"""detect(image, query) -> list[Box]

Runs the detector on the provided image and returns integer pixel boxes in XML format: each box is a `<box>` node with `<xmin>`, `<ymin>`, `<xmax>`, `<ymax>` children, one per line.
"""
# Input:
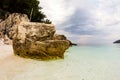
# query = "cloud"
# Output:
<box><xmin>90</xmin><ymin>0</ymin><xmax>120</xmax><ymax>43</ymax></box>
<box><xmin>91</xmin><ymin>0</ymin><xmax>120</xmax><ymax>28</ymax></box>
<box><xmin>61</xmin><ymin>9</ymin><xmax>101</xmax><ymax>35</ymax></box>
<box><xmin>40</xmin><ymin>0</ymin><xmax>74</xmax><ymax>25</ymax></box>
<box><xmin>40</xmin><ymin>0</ymin><xmax>120</xmax><ymax>45</ymax></box>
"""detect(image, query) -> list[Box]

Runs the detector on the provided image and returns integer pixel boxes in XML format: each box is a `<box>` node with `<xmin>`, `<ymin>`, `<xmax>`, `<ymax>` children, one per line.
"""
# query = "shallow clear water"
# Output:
<box><xmin>0</xmin><ymin>45</ymin><xmax>120</xmax><ymax>80</ymax></box>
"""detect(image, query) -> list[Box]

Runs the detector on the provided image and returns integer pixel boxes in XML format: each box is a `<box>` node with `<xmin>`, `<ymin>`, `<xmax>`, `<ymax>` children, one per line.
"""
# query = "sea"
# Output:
<box><xmin>0</xmin><ymin>44</ymin><xmax>120</xmax><ymax>80</ymax></box>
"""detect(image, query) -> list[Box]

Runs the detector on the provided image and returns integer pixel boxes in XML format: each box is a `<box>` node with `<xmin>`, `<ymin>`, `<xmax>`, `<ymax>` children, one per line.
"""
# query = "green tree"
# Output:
<box><xmin>0</xmin><ymin>0</ymin><xmax>51</xmax><ymax>23</ymax></box>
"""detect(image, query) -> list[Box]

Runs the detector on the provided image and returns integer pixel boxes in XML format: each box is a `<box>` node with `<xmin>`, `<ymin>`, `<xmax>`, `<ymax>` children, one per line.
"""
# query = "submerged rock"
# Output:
<box><xmin>0</xmin><ymin>13</ymin><xmax>70</xmax><ymax>60</ymax></box>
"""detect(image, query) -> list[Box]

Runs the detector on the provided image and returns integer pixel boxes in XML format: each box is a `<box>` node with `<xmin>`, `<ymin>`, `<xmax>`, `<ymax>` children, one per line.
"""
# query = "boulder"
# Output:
<box><xmin>12</xmin><ymin>22</ymin><xmax>56</xmax><ymax>42</ymax></box>
<box><xmin>13</xmin><ymin>39</ymin><xmax>70</xmax><ymax>60</ymax></box>
<box><xmin>0</xmin><ymin>13</ymin><xmax>70</xmax><ymax>60</ymax></box>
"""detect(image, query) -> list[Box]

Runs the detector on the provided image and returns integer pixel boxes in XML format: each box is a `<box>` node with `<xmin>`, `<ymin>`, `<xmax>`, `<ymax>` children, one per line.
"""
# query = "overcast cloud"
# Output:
<box><xmin>40</xmin><ymin>0</ymin><xmax>120</xmax><ymax>45</ymax></box>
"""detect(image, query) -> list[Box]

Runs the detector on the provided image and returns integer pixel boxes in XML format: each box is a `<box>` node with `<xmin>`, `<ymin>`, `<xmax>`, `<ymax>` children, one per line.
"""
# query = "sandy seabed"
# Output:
<box><xmin>0</xmin><ymin>45</ymin><xmax>71</xmax><ymax>80</ymax></box>
<box><xmin>1</xmin><ymin>45</ymin><xmax>120</xmax><ymax>80</ymax></box>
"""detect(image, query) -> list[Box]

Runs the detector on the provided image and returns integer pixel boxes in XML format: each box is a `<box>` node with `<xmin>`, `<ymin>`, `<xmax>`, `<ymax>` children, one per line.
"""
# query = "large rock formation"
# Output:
<box><xmin>0</xmin><ymin>13</ymin><xmax>70</xmax><ymax>60</ymax></box>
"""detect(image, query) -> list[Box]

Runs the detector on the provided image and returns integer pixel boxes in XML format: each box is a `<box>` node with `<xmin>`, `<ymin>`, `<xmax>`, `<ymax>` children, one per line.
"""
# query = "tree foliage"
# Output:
<box><xmin>0</xmin><ymin>0</ymin><xmax>51</xmax><ymax>24</ymax></box>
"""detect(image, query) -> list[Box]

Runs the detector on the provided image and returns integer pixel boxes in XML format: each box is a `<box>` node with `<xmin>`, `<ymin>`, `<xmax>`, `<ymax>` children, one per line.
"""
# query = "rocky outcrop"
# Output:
<box><xmin>53</xmin><ymin>34</ymin><xmax>77</xmax><ymax>46</ymax></box>
<box><xmin>0</xmin><ymin>13</ymin><xmax>70</xmax><ymax>60</ymax></box>
<box><xmin>53</xmin><ymin>34</ymin><xmax>67</xmax><ymax>40</ymax></box>
<box><xmin>3</xmin><ymin>35</ymin><xmax>12</xmax><ymax>45</ymax></box>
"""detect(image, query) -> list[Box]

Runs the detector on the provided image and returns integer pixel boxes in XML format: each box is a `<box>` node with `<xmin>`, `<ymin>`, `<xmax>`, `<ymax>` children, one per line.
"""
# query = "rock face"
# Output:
<box><xmin>0</xmin><ymin>13</ymin><xmax>70</xmax><ymax>60</ymax></box>
<box><xmin>0</xmin><ymin>13</ymin><xmax>29</xmax><ymax>44</ymax></box>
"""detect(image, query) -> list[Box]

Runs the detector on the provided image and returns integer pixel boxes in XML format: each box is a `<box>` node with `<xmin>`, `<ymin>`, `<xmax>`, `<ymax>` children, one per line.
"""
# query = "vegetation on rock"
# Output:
<box><xmin>0</xmin><ymin>0</ymin><xmax>51</xmax><ymax>24</ymax></box>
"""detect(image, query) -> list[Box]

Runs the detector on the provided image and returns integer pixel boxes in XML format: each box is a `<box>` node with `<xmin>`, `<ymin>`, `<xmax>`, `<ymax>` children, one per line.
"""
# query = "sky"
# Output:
<box><xmin>40</xmin><ymin>0</ymin><xmax>120</xmax><ymax>45</ymax></box>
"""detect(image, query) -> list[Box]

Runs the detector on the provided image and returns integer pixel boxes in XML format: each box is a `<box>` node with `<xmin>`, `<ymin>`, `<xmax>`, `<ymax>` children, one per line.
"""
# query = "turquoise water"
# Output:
<box><xmin>64</xmin><ymin>45</ymin><xmax>120</xmax><ymax>80</ymax></box>
<box><xmin>0</xmin><ymin>45</ymin><xmax>120</xmax><ymax>80</ymax></box>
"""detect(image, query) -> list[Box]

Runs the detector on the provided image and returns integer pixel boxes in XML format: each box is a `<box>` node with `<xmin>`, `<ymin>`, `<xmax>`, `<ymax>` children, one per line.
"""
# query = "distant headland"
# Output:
<box><xmin>113</xmin><ymin>40</ymin><xmax>120</xmax><ymax>44</ymax></box>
